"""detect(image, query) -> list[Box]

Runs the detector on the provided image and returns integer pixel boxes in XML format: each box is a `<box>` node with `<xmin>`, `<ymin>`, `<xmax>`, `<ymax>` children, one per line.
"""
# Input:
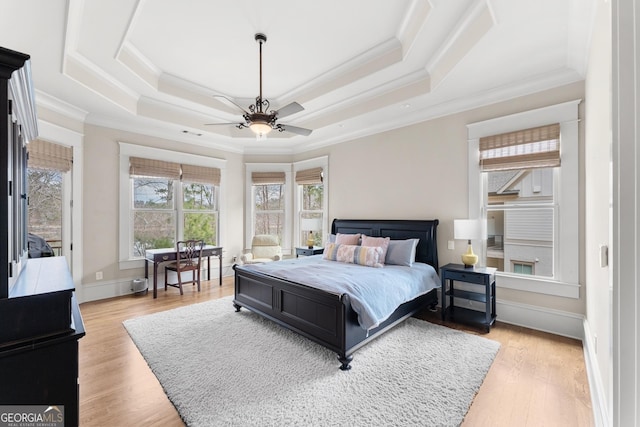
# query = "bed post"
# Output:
<box><xmin>338</xmin><ymin>354</ymin><xmax>353</xmax><ymax>371</ymax></box>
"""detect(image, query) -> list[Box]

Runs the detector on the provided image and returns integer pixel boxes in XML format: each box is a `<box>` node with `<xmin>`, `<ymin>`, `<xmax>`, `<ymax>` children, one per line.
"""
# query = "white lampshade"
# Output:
<box><xmin>454</xmin><ymin>219</ymin><xmax>487</xmax><ymax>241</ymax></box>
<box><xmin>301</xmin><ymin>218</ymin><xmax>322</xmax><ymax>231</ymax></box>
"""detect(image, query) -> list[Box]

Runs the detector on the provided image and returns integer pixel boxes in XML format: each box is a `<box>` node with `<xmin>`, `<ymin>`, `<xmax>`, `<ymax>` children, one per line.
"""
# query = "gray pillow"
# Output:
<box><xmin>385</xmin><ymin>238</ymin><xmax>419</xmax><ymax>267</ymax></box>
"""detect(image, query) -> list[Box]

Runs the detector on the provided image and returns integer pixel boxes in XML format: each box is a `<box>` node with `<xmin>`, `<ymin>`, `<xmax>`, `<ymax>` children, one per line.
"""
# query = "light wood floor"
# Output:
<box><xmin>78</xmin><ymin>277</ymin><xmax>593</xmax><ymax>426</ymax></box>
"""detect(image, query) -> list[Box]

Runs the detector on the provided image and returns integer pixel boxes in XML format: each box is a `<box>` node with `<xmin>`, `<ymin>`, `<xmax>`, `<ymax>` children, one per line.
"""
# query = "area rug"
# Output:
<box><xmin>123</xmin><ymin>297</ymin><xmax>500</xmax><ymax>427</ymax></box>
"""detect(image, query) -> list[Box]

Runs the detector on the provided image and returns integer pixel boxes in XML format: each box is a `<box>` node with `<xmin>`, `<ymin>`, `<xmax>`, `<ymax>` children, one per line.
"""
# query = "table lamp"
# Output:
<box><xmin>301</xmin><ymin>218</ymin><xmax>322</xmax><ymax>248</ymax></box>
<box><xmin>454</xmin><ymin>219</ymin><xmax>487</xmax><ymax>268</ymax></box>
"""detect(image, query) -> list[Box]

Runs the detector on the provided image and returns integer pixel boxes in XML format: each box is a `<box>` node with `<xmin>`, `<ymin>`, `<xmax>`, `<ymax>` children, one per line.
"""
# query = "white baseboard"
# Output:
<box><xmin>494</xmin><ymin>299</ymin><xmax>584</xmax><ymax>340</ymax></box>
<box><xmin>79</xmin><ymin>264</ymin><xmax>235</xmax><ymax>303</ymax></box>
<box><xmin>582</xmin><ymin>319</ymin><xmax>610</xmax><ymax>427</ymax></box>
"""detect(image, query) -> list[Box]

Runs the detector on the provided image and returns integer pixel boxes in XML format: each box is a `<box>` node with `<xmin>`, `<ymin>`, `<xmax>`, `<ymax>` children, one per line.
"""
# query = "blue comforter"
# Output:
<box><xmin>237</xmin><ymin>255</ymin><xmax>441</xmax><ymax>331</ymax></box>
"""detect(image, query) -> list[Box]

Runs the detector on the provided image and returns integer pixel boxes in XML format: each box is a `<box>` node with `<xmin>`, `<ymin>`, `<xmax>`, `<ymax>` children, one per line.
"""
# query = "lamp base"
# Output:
<box><xmin>461</xmin><ymin>243</ymin><xmax>478</xmax><ymax>268</ymax></box>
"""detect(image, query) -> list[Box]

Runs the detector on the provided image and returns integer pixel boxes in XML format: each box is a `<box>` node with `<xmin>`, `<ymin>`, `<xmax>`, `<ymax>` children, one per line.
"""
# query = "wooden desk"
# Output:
<box><xmin>145</xmin><ymin>245</ymin><xmax>223</xmax><ymax>298</ymax></box>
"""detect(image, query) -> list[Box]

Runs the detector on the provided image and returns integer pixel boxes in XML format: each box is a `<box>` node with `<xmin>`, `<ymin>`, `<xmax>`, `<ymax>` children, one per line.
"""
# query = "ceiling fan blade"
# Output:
<box><xmin>213</xmin><ymin>95</ymin><xmax>249</xmax><ymax>114</ymax></box>
<box><xmin>275</xmin><ymin>102</ymin><xmax>304</xmax><ymax>118</ymax></box>
<box><xmin>277</xmin><ymin>124</ymin><xmax>312</xmax><ymax>136</ymax></box>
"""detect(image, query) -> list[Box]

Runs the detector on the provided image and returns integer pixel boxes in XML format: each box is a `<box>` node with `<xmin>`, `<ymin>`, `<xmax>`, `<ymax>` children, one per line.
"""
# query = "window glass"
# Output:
<box><xmin>485</xmin><ymin>167</ymin><xmax>555</xmax><ymax>278</ymax></box>
<box><xmin>132</xmin><ymin>177</ymin><xmax>176</xmax><ymax>256</ymax></box>
<box><xmin>254</xmin><ymin>184</ymin><xmax>285</xmax><ymax>240</ymax></box>
<box><xmin>300</xmin><ymin>183</ymin><xmax>323</xmax><ymax>246</ymax></box>
<box><xmin>27</xmin><ymin>169</ymin><xmax>63</xmax><ymax>255</ymax></box>
<box><xmin>183</xmin><ymin>182</ymin><xmax>218</xmax><ymax>244</ymax></box>
<box><xmin>513</xmin><ymin>262</ymin><xmax>534</xmax><ymax>275</ymax></box>
<box><xmin>134</xmin><ymin>178</ymin><xmax>174</xmax><ymax>209</ymax></box>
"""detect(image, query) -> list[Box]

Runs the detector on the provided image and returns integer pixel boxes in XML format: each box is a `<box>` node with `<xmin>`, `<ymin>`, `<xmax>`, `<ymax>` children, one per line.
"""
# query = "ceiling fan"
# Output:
<box><xmin>206</xmin><ymin>33</ymin><xmax>312</xmax><ymax>137</ymax></box>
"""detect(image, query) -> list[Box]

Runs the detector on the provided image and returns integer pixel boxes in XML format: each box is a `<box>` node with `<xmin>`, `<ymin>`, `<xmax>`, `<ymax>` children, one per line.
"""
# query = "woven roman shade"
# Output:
<box><xmin>181</xmin><ymin>164</ymin><xmax>221</xmax><ymax>185</ymax></box>
<box><xmin>295</xmin><ymin>167</ymin><xmax>323</xmax><ymax>185</ymax></box>
<box><xmin>129</xmin><ymin>157</ymin><xmax>181</xmax><ymax>179</ymax></box>
<box><xmin>251</xmin><ymin>171</ymin><xmax>286</xmax><ymax>185</ymax></box>
<box><xmin>479</xmin><ymin>123</ymin><xmax>560</xmax><ymax>171</ymax></box>
<box><xmin>27</xmin><ymin>139</ymin><xmax>73</xmax><ymax>172</ymax></box>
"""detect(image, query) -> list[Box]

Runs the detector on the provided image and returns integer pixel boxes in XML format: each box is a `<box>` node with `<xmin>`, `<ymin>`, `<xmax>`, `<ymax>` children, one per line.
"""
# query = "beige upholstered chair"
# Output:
<box><xmin>241</xmin><ymin>235</ymin><xmax>282</xmax><ymax>264</ymax></box>
<box><xmin>164</xmin><ymin>239</ymin><xmax>204</xmax><ymax>295</ymax></box>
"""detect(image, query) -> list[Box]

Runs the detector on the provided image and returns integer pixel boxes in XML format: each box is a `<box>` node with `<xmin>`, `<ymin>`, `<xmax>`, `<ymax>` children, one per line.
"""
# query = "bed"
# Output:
<box><xmin>232</xmin><ymin>218</ymin><xmax>440</xmax><ymax>370</ymax></box>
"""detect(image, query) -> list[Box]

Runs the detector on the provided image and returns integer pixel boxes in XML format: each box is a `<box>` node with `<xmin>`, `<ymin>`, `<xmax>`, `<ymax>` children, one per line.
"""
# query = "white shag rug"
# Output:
<box><xmin>123</xmin><ymin>297</ymin><xmax>500</xmax><ymax>427</ymax></box>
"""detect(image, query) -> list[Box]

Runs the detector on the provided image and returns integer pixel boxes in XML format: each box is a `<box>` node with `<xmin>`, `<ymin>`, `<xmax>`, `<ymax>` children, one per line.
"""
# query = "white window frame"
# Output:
<box><xmin>118</xmin><ymin>142</ymin><xmax>226</xmax><ymax>270</ymax></box>
<box><xmin>245</xmin><ymin>163</ymin><xmax>292</xmax><ymax>255</ymax></box>
<box><xmin>293</xmin><ymin>156</ymin><xmax>329</xmax><ymax>247</ymax></box>
<box><xmin>467</xmin><ymin>100</ymin><xmax>581</xmax><ymax>298</ymax></box>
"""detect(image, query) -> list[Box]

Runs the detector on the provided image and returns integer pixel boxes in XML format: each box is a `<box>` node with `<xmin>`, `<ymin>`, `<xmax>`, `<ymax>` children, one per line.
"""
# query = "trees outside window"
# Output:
<box><xmin>131</xmin><ymin>178</ymin><xmax>219</xmax><ymax>257</ymax></box>
<box><xmin>183</xmin><ymin>182</ymin><xmax>217</xmax><ymax>244</ymax></box>
<box><xmin>28</xmin><ymin>169</ymin><xmax>63</xmax><ymax>253</ymax></box>
<box><xmin>132</xmin><ymin>177</ymin><xmax>175</xmax><ymax>257</ymax></box>
<box><xmin>254</xmin><ymin>183</ymin><xmax>284</xmax><ymax>241</ymax></box>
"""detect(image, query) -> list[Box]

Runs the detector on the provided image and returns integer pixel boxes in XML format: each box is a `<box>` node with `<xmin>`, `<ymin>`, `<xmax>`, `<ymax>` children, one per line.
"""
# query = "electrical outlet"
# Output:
<box><xmin>96</xmin><ymin>271</ymin><xmax>103</xmax><ymax>280</ymax></box>
<box><xmin>232</xmin><ymin>255</ymin><xmax>237</xmax><ymax>262</ymax></box>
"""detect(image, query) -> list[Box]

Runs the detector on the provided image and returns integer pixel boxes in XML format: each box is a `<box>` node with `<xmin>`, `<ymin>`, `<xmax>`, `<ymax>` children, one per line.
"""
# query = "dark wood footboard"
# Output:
<box><xmin>233</xmin><ymin>265</ymin><xmax>346</xmax><ymax>356</ymax></box>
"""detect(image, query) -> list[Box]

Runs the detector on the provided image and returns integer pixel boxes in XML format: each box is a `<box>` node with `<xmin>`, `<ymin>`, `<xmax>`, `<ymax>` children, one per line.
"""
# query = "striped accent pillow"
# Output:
<box><xmin>323</xmin><ymin>243</ymin><xmax>383</xmax><ymax>268</ymax></box>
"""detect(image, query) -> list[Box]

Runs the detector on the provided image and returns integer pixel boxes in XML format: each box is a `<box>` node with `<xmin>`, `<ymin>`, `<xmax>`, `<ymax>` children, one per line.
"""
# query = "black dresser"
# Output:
<box><xmin>0</xmin><ymin>47</ymin><xmax>84</xmax><ymax>426</ymax></box>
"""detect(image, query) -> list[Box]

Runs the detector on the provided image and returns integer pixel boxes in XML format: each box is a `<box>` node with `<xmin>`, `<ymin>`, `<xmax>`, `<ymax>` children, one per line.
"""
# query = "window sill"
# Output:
<box><xmin>495</xmin><ymin>272</ymin><xmax>580</xmax><ymax>298</ymax></box>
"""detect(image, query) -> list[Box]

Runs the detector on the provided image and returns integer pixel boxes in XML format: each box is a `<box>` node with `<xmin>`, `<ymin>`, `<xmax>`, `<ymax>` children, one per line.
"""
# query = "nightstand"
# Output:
<box><xmin>440</xmin><ymin>263</ymin><xmax>496</xmax><ymax>332</ymax></box>
<box><xmin>295</xmin><ymin>246</ymin><xmax>324</xmax><ymax>257</ymax></box>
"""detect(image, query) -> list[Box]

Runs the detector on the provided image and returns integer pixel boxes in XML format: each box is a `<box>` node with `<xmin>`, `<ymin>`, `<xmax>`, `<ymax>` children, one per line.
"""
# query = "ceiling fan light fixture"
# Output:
<box><xmin>249</xmin><ymin>120</ymin><xmax>272</xmax><ymax>135</ymax></box>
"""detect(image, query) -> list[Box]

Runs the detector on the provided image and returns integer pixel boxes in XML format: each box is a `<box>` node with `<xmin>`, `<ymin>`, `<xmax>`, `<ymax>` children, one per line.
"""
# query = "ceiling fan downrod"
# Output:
<box><xmin>254</xmin><ymin>33</ymin><xmax>268</xmax><ymax>114</ymax></box>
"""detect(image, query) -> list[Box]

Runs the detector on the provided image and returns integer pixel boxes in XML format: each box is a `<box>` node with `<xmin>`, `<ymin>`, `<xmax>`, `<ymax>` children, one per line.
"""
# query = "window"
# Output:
<box><xmin>296</xmin><ymin>167</ymin><xmax>324</xmax><ymax>247</ymax></box>
<box><xmin>512</xmin><ymin>261</ymin><xmax>534</xmax><ymax>275</ymax></box>
<box><xmin>119</xmin><ymin>143</ymin><xmax>226</xmax><ymax>268</ymax></box>
<box><xmin>467</xmin><ymin>100</ymin><xmax>580</xmax><ymax>298</ymax></box>
<box><xmin>251</xmin><ymin>171</ymin><xmax>286</xmax><ymax>241</ymax></box>
<box><xmin>481</xmin><ymin>124</ymin><xmax>559</xmax><ymax>278</ymax></box>
<box><xmin>132</xmin><ymin>176</ymin><xmax>176</xmax><ymax>256</ymax></box>
<box><xmin>28</xmin><ymin>169</ymin><xmax>63</xmax><ymax>254</ymax></box>
<box><xmin>245</xmin><ymin>159</ymin><xmax>327</xmax><ymax>255</ymax></box>
<box><xmin>182</xmin><ymin>182</ymin><xmax>217</xmax><ymax>243</ymax></box>
<box><xmin>181</xmin><ymin>164</ymin><xmax>220</xmax><ymax>245</ymax></box>
<box><xmin>27</xmin><ymin>139</ymin><xmax>73</xmax><ymax>257</ymax></box>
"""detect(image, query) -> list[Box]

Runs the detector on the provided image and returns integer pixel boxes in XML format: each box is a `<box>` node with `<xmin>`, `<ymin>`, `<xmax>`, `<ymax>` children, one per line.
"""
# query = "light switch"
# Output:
<box><xmin>448</xmin><ymin>240</ymin><xmax>455</xmax><ymax>250</ymax></box>
<box><xmin>599</xmin><ymin>244</ymin><xmax>608</xmax><ymax>268</ymax></box>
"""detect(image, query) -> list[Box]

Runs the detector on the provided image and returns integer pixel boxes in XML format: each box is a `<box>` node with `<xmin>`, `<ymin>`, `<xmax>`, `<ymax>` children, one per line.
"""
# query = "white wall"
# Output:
<box><xmin>583</xmin><ymin>0</ymin><xmax>612</xmax><ymax>424</ymax></box>
<box><xmin>611</xmin><ymin>0</ymin><xmax>640</xmax><ymax>425</ymax></box>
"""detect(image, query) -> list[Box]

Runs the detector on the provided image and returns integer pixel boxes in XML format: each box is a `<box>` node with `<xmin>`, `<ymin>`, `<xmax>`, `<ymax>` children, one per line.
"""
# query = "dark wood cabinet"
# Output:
<box><xmin>0</xmin><ymin>47</ymin><xmax>84</xmax><ymax>426</ymax></box>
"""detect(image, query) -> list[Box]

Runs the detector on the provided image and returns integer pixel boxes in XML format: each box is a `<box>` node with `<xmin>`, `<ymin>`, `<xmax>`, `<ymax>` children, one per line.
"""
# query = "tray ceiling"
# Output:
<box><xmin>0</xmin><ymin>0</ymin><xmax>595</xmax><ymax>154</ymax></box>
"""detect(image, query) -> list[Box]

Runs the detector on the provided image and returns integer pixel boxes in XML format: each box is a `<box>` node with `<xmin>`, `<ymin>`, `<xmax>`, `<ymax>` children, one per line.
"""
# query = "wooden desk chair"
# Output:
<box><xmin>164</xmin><ymin>240</ymin><xmax>204</xmax><ymax>295</ymax></box>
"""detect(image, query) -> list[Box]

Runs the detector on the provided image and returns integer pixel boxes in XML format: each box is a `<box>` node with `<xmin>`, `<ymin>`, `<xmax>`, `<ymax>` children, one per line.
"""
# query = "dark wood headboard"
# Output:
<box><xmin>331</xmin><ymin>219</ymin><xmax>439</xmax><ymax>270</ymax></box>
